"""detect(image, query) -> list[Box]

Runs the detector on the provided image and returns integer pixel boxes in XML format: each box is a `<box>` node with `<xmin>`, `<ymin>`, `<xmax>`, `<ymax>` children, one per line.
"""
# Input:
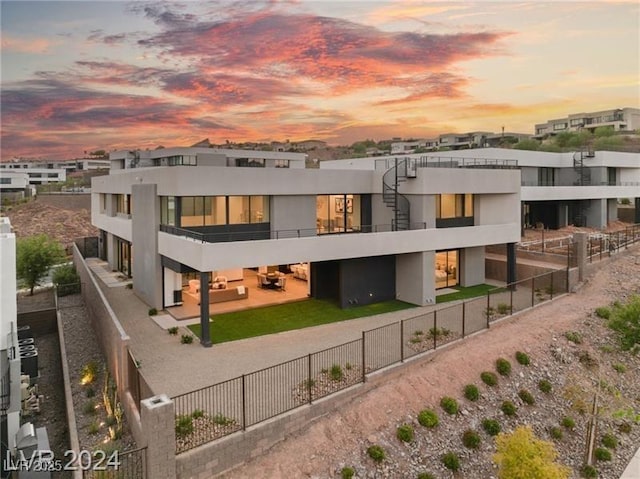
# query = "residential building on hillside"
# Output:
<box><xmin>534</xmin><ymin>107</ymin><xmax>640</xmax><ymax>138</ymax></box>
<box><xmin>0</xmin><ymin>166</ymin><xmax>66</xmax><ymax>186</ymax></box>
<box><xmin>323</xmin><ymin>148</ymin><xmax>640</xmax><ymax>230</ymax></box>
<box><xmin>391</xmin><ymin>131</ymin><xmax>530</xmax><ymax>154</ymax></box>
<box><xmin>0</xmin><ymin>171</ymin><xmax>36</xmax><ymax>201</ymax></box>
<box><xmin>92</xmin><ymin>147</ymin><xmax>521</xmax><ymax>345</ymax></box>
<box><xmin>1</xmin><ymin>158</ymin><xmax>109</xmax><ymax>175</ymax></box>
<box><xmin>0</xmin><ymin>218</ymin><xmax>22</xmax><ymax>463</ymax></box>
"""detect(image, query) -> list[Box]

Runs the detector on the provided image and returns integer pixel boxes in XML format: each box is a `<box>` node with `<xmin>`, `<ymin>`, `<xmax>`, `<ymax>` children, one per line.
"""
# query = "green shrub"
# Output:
<box><xmin>496</xmin><ymin>358</ymin><xmax>512</xmax><ymax>376</ymax></box>
<box><xmin>462</xmin><ymin>429</ymin><xmax>481</xmax><ymax>449</ymax></box>
<box><xmin>594</xmin><ymin>448</ymin><xmax>612</xmax><ymax>462</ymax></box>
<box><xmin>481</xmin><ymin>371</ymin><xmax>498</xmax><ymax>386</ymax></box>
<box><xmin>417</xmin><ymin>474</ymin><xmax>434</xmax><ymax>479</ymax></box>
<box><xmin>441</xmin><ymin>452</ymin><xmax>460</xmax><ymax>471</ymax></box>
<box><xmin>578</xmin><ymin>350</ymin><xmax>598</xmax><ymax>368</ymax></box>
<box><xmin>518</xmin><ymin>389</ymin><xmax>535</xmax><ymax>405</ymax></box>
<box><xmin>180</xmin><ymin>334</ymin><xmax>194</xmax><ymax>344</ymax></box>
<box><xmin>367</xmin><ymin>445</ymin><xmax>385</xmax><ymax>463</ymax></box>
<box><xmin>418</xmin><ymin>409</ymin><xmax>439</xmax><ymax>428</ymax></box>
<box><xmin>515</xmin><ymin>351</ymin><xmax>530</xmax><ymax>366</ymax></box>
<box><xmin>330</xmin><ymin>364</ymin><xmax>344</xmax><ymax>381</ymax></box>
<box><xmin>561</xmin><ymin>416</ymin><xmax>575</xmax><ymax>429</ymax></box>
<box><xmin>83</xmin><ymin>399</ymin><xmax>97</xmax><ymax>415</ymax></box>
<box><xmin>580</xmin><ymin>464</ymin><xmax>598</xmax><ymax>478</ymax></box>
<box><xmin>88</xmin><ymin>421</ymin><xmax>100</xmax><ymax>435</ymax></box>
<box><xmin>538</xmin><ymin>379</ymin><xmax>552</xmax><ymax>394</ymax></box>
<box><xmin>428</xmin><ymin>327</ymin><xmax>451</xmax><ymax>338</ymax></box>
<box><xmin>396</xmin><ymin>424</ymin><xmax>414</xmax><ymax>442</ymax></box>
<box><xmin>148</xmin><ymin>308</ymin><xmax>158</xmax><ymax>316</ymax></box>
<box><xmin>482</xmin><ymin>419</ymin><xmax>501</xmax><ymax>436</ymax></box>
<box><xmin>501</xmin><ymin>400</ymin><xmax>517</xmax><ymax>416</ymax></box>
<box><xmin>341</xmin><ymin>467</ymin><xmax>355</xmax><ymax>479</ymax></box>
<box><xmin>463</xmin><ymin>384</ymin><xmax>480</xmax><ymax>401</ymax></box>
<box><xmin>549</xmin><ymin>427</ymin><xmax>563</xmax><ymax>440</ymax></box>
<box><xmin>497</xmin><ymin>303</ymin><xmax>511</xmax><ymax>315</ymax></box>
<box><xmin>105</xmin><ymin>415</ymin><xmax>117</xmax><ymax>427</ymax></box>
<box><xmin>345</xmin><ymin>362</ymin><xmax>352</xmax><ymax>370</ymax></box>
<box><xmin>595</xmin><ymin>307</ymin><xmax>611</xmax><ymax>319</ymax></box>
<box><xmin>212</xmin><ymin>414</ymin><xmax>233</xmax><ymax>426</ymax></box>
<box><xmin>191</xmin><ymin>409</ymin><xmax>205</xmax><ymax>419</ymax></box>
<box><xmin>565</xmin><ymin>331</ymin><xmax>583</xmax><ymax>344</ymax></box>
<box><xmin>168</xmin><ymin>326</ymin><xmax>179</xmax><ymax>335</ymax></box>
<box><xmin>81</xmin><ymin>360</ymin><xmax>100</xmax><ymax>385</ymax></box>
<box><xmin>440</xmin><ymin>396</ymin><xmax>459</xmax><ymax>415</ymax></box>
<box><xmin>52</xmin><ymin>264</ymin><xmax>80</xmax><ymax>296</ymax></box>
<box><xmin>175</xmin><ymin>415</ymin><xmax>193</xmax><ymax>438</ymax></box>
<box><xmin>601</xmin><ymin>433</ymin><xmax>618</xmax><ymax>449</ymax></box>
<box><xmin>612</xmin><ymin>363</ymin><xmax>626</xmax><ymax>373</ymax></box>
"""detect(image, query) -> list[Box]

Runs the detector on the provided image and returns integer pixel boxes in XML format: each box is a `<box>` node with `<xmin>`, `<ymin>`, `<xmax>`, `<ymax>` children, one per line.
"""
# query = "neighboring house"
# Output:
<box><xmin>391</xmin><ymin>131</ymin><xmax>530</xmax><ymax>153</ymax></box>
<box><xmin>0</xmin><ymin>158</ymin><xmax>109</xmax><ymax>176</ymax></box>
<box><xmin>92</xmin><ymin>147</ymin><xmax>521</xmax><ymax>345</ymax></box>
<box><xmin>534</xmin><ymin>107</ymin><xmax>640</xmax><ymax>138</ymax></box>
<box><xmin>0</xmin><ymin>165</ymin><xmax>66</xmax><ymax>185</ymax></box>
<box><xmin>0</xmin><ymin>171</ymin><xmax>36</xmax><ymax>201</ymax></box>
<box><xmin>0</xmin><ymin>218</ymin><xmax>21</xmax><ymax>462</ymax></box>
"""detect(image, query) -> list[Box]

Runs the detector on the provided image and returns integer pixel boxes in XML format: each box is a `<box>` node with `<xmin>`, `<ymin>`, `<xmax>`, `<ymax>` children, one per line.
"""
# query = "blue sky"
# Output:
<box><xmin>1</xmin><ymin>1</ymin><xmax>638</xmax><ymax>159</ymax></box>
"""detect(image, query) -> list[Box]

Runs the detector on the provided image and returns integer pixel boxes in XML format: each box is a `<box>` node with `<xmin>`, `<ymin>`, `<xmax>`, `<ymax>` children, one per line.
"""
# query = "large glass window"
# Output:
<box><xmin>116</xmin><ymin>194</ymin><xmax>130</xmax><ymax>215</ymax></box>
<box><xmin>437</xmin><ymin>194</ymin><xmax>473</xmax><ymax>219</ymax></box>
<box><xmin>204</xmin><ymin>196</ymin><xmax>226</xmax><ymax>225</ymax></box>
<box><xmin>228</xmin><ymin>196</ymin><xmax>250</xmax><ymax>224</ymax></box>
<box><xmin>235</xmin><ymin>158</ymin><xmax>265</xmax><ymax>168</ymax></box>
<box><xmin>316</xmin><ymin>194</ymin><xmax>361</xmax><ymax>234</ymax></box>
<box><xmin>435</xmin><ymin>250</ymin><xmax>458</xmax><ymax>289</ymax></box>
<box><xmin>181</xmin><ymin>196</ymin><xmax>204</xmax><ymax>226</ymax></box>
<box><xmin>171</xmin><ymin>196</ymin><xmax>269</xmax><ymax>227</ymax></box>
<box><xmin>161</xmin><ymin>196</ymin><xmax>176</xmax><ymax>225</ymax></box>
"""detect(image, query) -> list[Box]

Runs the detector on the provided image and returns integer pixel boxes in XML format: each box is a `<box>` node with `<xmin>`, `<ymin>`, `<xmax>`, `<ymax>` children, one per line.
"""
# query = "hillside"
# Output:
<box><xmin>2</xmin><ymin>197</ymin><xmax>96</xmax><ymax>248</ymax></box>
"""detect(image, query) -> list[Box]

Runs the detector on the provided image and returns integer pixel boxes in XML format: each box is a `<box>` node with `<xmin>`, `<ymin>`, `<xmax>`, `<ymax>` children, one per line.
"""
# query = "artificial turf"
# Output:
<box><xmin>436</xmin><ymin>284</ymin><xmax>498</xmax><ymax>303</ymax></box>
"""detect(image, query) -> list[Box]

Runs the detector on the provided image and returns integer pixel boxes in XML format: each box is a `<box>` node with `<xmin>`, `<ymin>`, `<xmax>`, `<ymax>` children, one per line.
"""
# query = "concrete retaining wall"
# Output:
<box><xmin>17</xmin><ymin>308</ymin><xmax>58</xmax><ymax>336</ymax></box>
<box><xmin>485</xmin><ymin>257</ymin><xmax>561</xmax><ymax>283</ymax></box>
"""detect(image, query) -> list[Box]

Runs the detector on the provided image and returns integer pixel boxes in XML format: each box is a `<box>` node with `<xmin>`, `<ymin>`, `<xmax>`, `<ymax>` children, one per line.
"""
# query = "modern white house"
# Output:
<box><xmin>391</xmin><ymin>131</ymin><xmax>531</xmax><ymax>154</ymax></box>
<box><xmin>534</xmin><ymin>107</ymin><xmax>640</xmax><ymax>138</ymax></box>
<box><xmin>0</xmin><ymin>165</ymin><xmax>66</xmax><ymax>186</ymax></box>
<box><xmin>0</xmin><ymin>171</ymin><xmax>36</xmax><ymax>201</ymax></box>
<box><xmin>0</xmin><ymin>218</ymin><xmax>22</xmax><ymax>461</ymax></box>
<box><xmin>92</xmin><ymin>147</ymin><xmax>521</xmax><ymax>345</ymax></box>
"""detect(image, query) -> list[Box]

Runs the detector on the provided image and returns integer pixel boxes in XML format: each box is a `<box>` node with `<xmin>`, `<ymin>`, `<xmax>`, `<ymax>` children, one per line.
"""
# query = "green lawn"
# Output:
<box><xmin>189</xmin><ymin>299</ymin><xmax>415</xmax><ymax>344</ymax></box>
<box><xmin>436</xmin><ymin>284</ymin><xmax>498</xmax><ymax>303</ymax></box>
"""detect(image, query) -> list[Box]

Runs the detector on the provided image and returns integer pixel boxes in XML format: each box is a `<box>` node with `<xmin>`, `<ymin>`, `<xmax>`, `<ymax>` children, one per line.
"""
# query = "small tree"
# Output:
<box><xmin>17</xmin><ymin>234</ymin><xmax>65</xmax><ymax>295</ymax></box>
<box><xmin>493</xmin><ymin>425</ymin><xmax>570</xmax><ymax>479</ymax></box>
<box><xmin>608</xmin><ymin>295</ymin><xmax>640</xmax><ymax>352</ymax></box>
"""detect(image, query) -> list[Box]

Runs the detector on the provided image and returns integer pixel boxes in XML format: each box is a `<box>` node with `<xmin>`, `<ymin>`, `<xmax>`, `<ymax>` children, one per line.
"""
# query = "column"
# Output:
<box><xmin>140</xmin><ymin>395</ymin><xmax>176</xmax><ymax>479</ymax></box>
<box><xmin>199</xmin><ymin>271</ymin><xmax>212</xmax><ymax>347</ymax></box>
<box><xmin>506</xmin><ymin>242</ymin><xmax>516</xmax><ymax>289</ymax></box>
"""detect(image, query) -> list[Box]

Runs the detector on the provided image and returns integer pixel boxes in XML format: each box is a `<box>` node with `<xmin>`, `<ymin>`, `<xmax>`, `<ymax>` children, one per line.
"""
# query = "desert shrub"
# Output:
<box><xmin>180</xmin><ymin>334</ymin><xmax>194</xmax><ymax>344</ymax></box>
<box><xmin>607</xmin><ymin>296</ymin><xmax>640</xmax><ymax>351</ymax></box>
<box><xmin>501</xmin><ymin>400</ymin><xmax>517</xmax><ymax>416</ymax></box>
<box><xmin>191</xmin><ymin>409</ymin><xmax>205</xmax><ymax>419</ymax></box>
<box><xmin>580</xmin><ymin>464</ymin><xmax>598</xmax><ymax>478</ymax></box>
<box><xmin>549</xmin><ymin>427</ymin><xmax>563</xmax><ymax>440</ymax></box>
<box><xmin>440</xmin><ymin>396</ymin><xmax>459</xmax><ymax>415</ymax></box>
<box><xmin>83</xmin><ymin>399</ymin><xmax>97</xmax><ymax>415</ymax></box>
<box><xmin>417</xmin><ymin>474</ymin><xmax>435</xmax><ymax>479</ymax></box>
<box><xmin>367</xmin><ymin>445</ymin><xmax>385</xmax><ymax>463</ymax></box>
<box><xmin>612</xmin><ymin>363</ymin><xmax>626</xmax><ymax>373</ymax></box>
<box><xmin>538</xmin><ymin>379</ymin><xmax>553</xmax><ymax>394</ymax></box>
<box><xmin>105</xmin><ymin>415</ymin><xmax>117</xmax><ymax>427</ymax></box>
<box><xmin>561</xmin><ymin>416</ymin><xmax>575</xmax><ymax>429</ymax></box>
<box><xmin>601</xmin><ymin>433</ymin><xmax>618</xmax><ymax>449</ymax></box>
<box><xmin>485</xmin><ymin>306</ymin><xmax>496</xmax><ymax>318</ymax></box>
<box><xmin>396</xmin><ymin>424</ymin><xmax>414</xmax><ymax>442</ymax></box>
<box><xmin>594</xmin><ymin>448</ymin><xmax>611</xmax><ymax>462</ymax></box>
<box><xmin>462</xmin><ymin>429</ymin><xmax>481</xmax><ymax>449</ymax></box>
<box><xmin>618</xmin><ymin>422</ymin><xmax>632</xmax><ymax>434</ymax></box>
<box><xmin>52</xmin><ymin>264</ymin><xmax>80</xmax><ymax>296</ymax></box>
<box><xmin>88</xmin><ymin>421</ymin><xmax>100</xmax><ymax>435</ymax></box>
<box><xmin>497</xmin><ymin>303</ymin><xmax>511</xmax><ymax>315</ymax></box>
<box><xmin>481</xmin><ymin>371</ymin><xmax>498</xmax><ymax>386</ymax></box>
<box><xmin>496</xmin><ymin>358</ymin><xmax>512</xmax><ymax>376</ymax></box>
<box><xmin>565</xmin><ymin>331</ymin><xmax>583</xmax><ymax>344</ymax></box>
<box><xmin>340</xmin><ymin>467</ymin><xmax>355</xmax><ymax>479</ymax></box>
<box><xmin>85</xmin><ymin>387</ymin><xmax>95</xmax><ymax>398</ymax></box>
<box><xmin>518</xmin><ymin>389</ymin><xmax>535</xmax><ymax>405</ymax></box>
<box><xmin>148</xmin><ymin>308</ymin><xmax>158</xmax><ymax>316</ymax></box>
<box><xmin>515</xmin><ymin>351</ymin><xmax>530</xmax><ymax>366</ymax></box>
<box><xmin>441</xmin><ymin>452</ymin><xmax>460</xmax><ymax>471</ymax></box>
<box><xmin>595</xmin><ymin>307</ymin><xmax>611</xmax><ymax>319</ymax></box>
<box><xmin>81</xmin><ymin>360</ymin><xmax>100</xmax><ymax>385</ymax></box>
<box><xmin>418</xmin><ymin>409</ymin><xmax>439</xmax><ymax>428</ymax></box>
<box><xmin>578</xmin><ymin>350</ymin><xmax>598</xmax><ymax>368</ymax></box>
<box><xmin>168</xmin><ymin>326</ymin><xmax>179</xmax><ymax>335</ymax></box>
<box><xmin>493</xmin><ymin>426</ymin><xmax>570</xmax><ymax>479</ymax></box>
<box><xmin>464</xmin><ymin>384</ymin><xmax>480</xmax><ymax>401</ymax></box>
<box><xmin>175</xmin><ymin>415</ymin><xmax>193</xmax><ymax>438</ymax></box>
<box><xmin>330</xmin><ymin>364</ymin><xmax>344</xmax><ymax>381</ymax></box>
<box><xmin>482</xmin><ymin>419</ymin><xmax>501</xmax><ymax>436</ymax></box>
<box><xmin>212</xmin><ymin>414</ymin><xmax>233</xmax><ymax>426</ymax></box>
<box><xmin>345</xmin><ymin>362</ymin><xmax>352</xmax><ymax>370</ymax></box>
<box><xmin>428</xmin><ymin>327</ymin><xmax>451</xmax><ymax>338</ymax></box>
<box><xmin>303</xmin><ymin>379</ymin><xmax>316</xmax><ymax>390</ymax></box>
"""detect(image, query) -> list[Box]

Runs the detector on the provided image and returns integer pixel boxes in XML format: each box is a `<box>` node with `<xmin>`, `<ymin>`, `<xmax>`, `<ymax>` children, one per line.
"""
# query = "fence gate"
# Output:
<box><xmin>82</xmin><ymin>446</ymin><xmax>147</xmax><ymax>479</ymax></box>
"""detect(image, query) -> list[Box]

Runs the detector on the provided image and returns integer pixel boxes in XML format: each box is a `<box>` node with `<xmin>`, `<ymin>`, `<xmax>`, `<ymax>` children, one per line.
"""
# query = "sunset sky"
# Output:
<box><xmin>1</xmin><ymin>1</ymin><xmax>638</xmax><ymax>160</ymax></box>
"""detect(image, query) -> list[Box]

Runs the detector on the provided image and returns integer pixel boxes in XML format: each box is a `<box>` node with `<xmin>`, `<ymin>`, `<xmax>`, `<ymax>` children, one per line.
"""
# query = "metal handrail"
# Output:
<box><xmin>375</xmin><ymin>156</ymin><xmax>519</xmax><ymax>170</ymax></box>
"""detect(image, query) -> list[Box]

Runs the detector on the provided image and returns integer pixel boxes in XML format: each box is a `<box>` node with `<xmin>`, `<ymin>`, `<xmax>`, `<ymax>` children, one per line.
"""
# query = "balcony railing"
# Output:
<box><xmin>522</xmin><ymin>181</ymin><xmax>640</xmax><ymax>187</ymax></box>
<box><xmin>375</xmin><ymin>156</ymin><xmax>518</xmax><ymax>171</ymax></box>
<box><xmin>160</xmin><ymin>222</ymin><xmax>431</xmax><ymax>244</ymax></box>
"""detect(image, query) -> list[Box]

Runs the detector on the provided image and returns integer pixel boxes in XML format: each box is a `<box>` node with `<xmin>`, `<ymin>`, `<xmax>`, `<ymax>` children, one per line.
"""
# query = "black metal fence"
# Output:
<box><xmin>172</xmin><ymin>269</ymin><xmax>569</xmax><ymax>454</ymax></box>
<box><xmin>82</xmin><ymin>446</ymin><xmax>146</xmax><ymax>479</ymax></box>
<box><xmin>587</xmin><ymin>224</ymin><xmax>640</xmax><ymax>262</ymax></box>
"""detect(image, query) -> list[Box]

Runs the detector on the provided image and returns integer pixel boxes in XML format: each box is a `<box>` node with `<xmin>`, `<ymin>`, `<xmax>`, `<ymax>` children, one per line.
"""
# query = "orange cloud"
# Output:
<box><xmin>1</xmin><ymin>35</ymin><xmax>55</xmax><ymax>54</ymax></box>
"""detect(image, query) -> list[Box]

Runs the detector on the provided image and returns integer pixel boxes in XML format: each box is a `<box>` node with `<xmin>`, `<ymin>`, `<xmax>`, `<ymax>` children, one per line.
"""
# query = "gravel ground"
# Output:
<box><xmin>230</xmin><ymin>247</ymin><xmax>640</xmax><ymax>479</ymax></box>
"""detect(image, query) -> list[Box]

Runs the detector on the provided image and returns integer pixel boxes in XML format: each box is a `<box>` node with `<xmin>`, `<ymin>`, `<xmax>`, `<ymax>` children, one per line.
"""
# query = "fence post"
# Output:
<box><xmin>486</xmin><ymin>292</ymin><xmax>491</xmax><ymax>328</ymax></box>
<box><xmin>242</xmin><ymin>374</ymin><xmax>247</xmax><ymax>430</ymax></box>
<box><xmin>361</xmin><ymin>331</ymin><xmax>366</xmax><ymax>383</ymax></box>
<box><xmin>510</xmin><ymin>287</ymin><xmax>513</xmax><ymax>315</ymax></box>
<box><xmin>400</xmin><ymin>320</ymin><xmax>404</xmax><ymax>362</ymax></box>
<box><xmin>550</xmin><ymin>271</ymin><xmax>554</xmax><ymax>300</ymax></box>
<box><xmin>600</xmin><ymin>237</ymin><xmax>603</xmax><ymax>261</ymax></box>
<box><xmin>462</xmin><ymin>302</ymin><xmax>466</xmax><ymax>338</ymax></box>
<box><xmin>531</xmin><ymin>276</ymin><xmax>535</xmax><ymax>308</ymax></box>
<box><xmin>433</xmin><ymin>311</ymin><xmax>438</xmax><ymax>350</ymax></box>
<box><xmin>308</xmin><ymin>354</ymin><xmax>312</xmax><ymax>404</ymax></box>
